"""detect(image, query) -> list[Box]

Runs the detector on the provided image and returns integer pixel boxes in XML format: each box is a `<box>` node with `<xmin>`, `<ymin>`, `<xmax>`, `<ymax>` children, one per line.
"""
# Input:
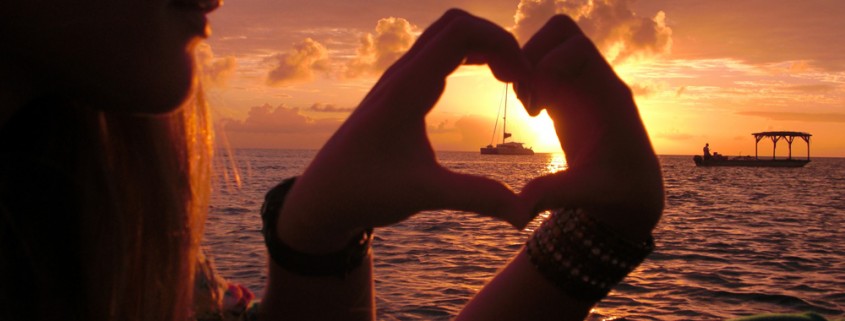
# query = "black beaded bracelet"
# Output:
<box><xmin>260</xmin><ymin>177</ymin><xmax>374</xmax><ymax>278</ymax></box>
<box><xmin>526</xmin><ymin>208</ymin><xmax>654</xmax><ymax>301</ymax></box>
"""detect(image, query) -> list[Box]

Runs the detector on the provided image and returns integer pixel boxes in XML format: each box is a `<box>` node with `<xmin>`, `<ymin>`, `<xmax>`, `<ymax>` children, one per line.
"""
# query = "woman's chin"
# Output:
<box><xmin>87</xmin><ymin>58</ymin><xmax>196</xmax><ymax>115</ymax></box>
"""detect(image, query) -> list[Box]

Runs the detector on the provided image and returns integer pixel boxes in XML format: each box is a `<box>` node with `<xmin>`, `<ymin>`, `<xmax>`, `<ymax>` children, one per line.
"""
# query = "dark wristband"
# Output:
<box><xmin>260</xmin><ymin>177</ymin><xmax>374</xmax><ymax>278</ymax></box>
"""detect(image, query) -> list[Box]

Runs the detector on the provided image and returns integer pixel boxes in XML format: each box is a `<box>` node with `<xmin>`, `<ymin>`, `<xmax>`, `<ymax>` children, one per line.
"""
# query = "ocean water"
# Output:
<box><xmin>204</xmin><ymin>150</ymin><xmax>845</xmax><ymax>320</ymax></box>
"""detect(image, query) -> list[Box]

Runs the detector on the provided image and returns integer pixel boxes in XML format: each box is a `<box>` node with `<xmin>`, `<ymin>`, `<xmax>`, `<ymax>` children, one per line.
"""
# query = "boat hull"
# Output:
<box><xmin>480</xmin><ymin>147</ymin><xmax>534</xmax><ymax>155</ymax></box>
<box><xmin>693</xmin><ymin>155</ymin><xmax>809</xmax><ymax>167</ymax></box>
<box><xmin>480</xmin><ymin>141</ymin><xmax>534</xmax><ymax>155</ymax></box>
<box><xmin>480</xmin><ymin>147</ymin><xmax>497</xmax><ymax>154</ymax></box>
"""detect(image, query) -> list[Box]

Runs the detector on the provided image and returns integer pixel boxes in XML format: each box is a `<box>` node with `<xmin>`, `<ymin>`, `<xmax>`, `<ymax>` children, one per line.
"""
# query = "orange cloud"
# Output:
<box><xmin>266</xmin><ymin>38</ymin><xmax>331</xmax><ymax>86</ymax></box>
<box><xmin>629</xmin><ymin>82</ymin><xmax>661</xmax><ymax>97</ymax></box>
<box><xmin>513</xmin><ymin>0</ymin><xmax>672</xmax><ymax>63</ymax></box>
<box><xmin>195</xmin><ymin>42</ymin><xmax>237</xmax><ymax>87</ymax></box>
<box><xmin>217</xmin><ymin>103</ymin><xmax>345</xmax><ymax>149</ymax></box>
<box><xmin>345</xmin><ymin>17</ymin><xmax>417</xmax><ymax>78</ymax></box>
<box><xmin>219</xmin><ymin>103</ymin><xmax>341</xmax><ymax>133</ymax></box>
<box><xmin>426</xmin><ymin>115</ymin><xmax>500</xmax><ymax>151</ymax></box>
<box><xmin>309</xmin><ymin>103</ymin><xmax>355</xmax><ymax>113</ymax></box>
<box><xmin>736</xmin><ymin>111</ymin><xmax>845</xmax><ymax>123</ymax></box>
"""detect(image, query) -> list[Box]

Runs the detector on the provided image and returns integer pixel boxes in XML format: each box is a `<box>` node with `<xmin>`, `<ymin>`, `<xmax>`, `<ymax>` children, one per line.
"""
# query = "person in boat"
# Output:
<box><xmin>1</xmin><ymin>4</ymin><xmax>666</xmax><ymax>321</ymax></box>
<box><xmin>704</xmin><ymin>143</ymin><xmax>712</xmax><ymax>160</ymax></box>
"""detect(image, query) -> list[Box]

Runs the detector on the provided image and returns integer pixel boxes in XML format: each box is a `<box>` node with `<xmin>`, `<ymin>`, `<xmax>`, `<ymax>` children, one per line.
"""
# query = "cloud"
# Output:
<box><xmin>266</xmin><ymin>38</ymin><xmax>331</xmax><ymax>86</ymax></box>
<box><xmin>784</xmin><ymin>84</ymin><xmax>838</xmax><ymax>94</ymax></box>
<box><xmin>656</xmin><ymin>131</ymin><xmax>694</xmax><ymax>141</ymax></box>
<box><xmin>658</xmin><ymin>2</ymin><xmax>845</xmax><ymax>71</ymax></box>
<box><xmin>219</xmin><ymin>103</ymin><xmax>341</xmax><ymax>133</ymax></box>
<box><xmin>629</xmin><ymin>82</ymin><xmax>659</xmax><ymax>97</ymax></box>
<box><xmin>425</xmin><ymin>115</ymin><xmax>498</xmax><ymax>151</ymax></box>
<box><xmin>261</xmin><ymin>17</ymin><xmax>416</xmax><ymax>84</ymax></box>
<box><xmin>512</xmin><ymin>0</ymin><xmax>672</xmax><ymax>63</ymax></box>
<box><xmin>737</xmin><ymin>111</ymin><xmax>845</xmax><ymax>123</ymax></box>
<box><xmin>512</xmin><ymin>0</ymin><xmax>558</xmax><ymax>44</ymax></box>
<box><xmin>309</xmin><ymin>103</ymin><xmax>355</xmax><ymax>113</ymax></box>
<box><xmin>345</xmin><ymin>17</ymin><xmax>417</xmax><ymax>78</ymax></box>
<box><xmin>195</xmin><ymin>42</ymin><xmax>237</xmax><ymax>87</ymax></box>
<box><xmin>454</xmin><ymin>115</ymin><xmax>496</xmax><ymax>147</ymax></box>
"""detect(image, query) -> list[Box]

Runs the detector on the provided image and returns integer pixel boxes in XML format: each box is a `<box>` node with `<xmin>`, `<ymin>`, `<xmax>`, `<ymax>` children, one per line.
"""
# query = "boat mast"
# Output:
<box><xmin>502</xmin><ymin>83</ymin><xmax>509</xmax><ymax>144</ymax></box>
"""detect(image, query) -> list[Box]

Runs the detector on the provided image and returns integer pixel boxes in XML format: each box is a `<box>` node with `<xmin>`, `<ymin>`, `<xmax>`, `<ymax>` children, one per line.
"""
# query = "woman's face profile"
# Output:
<box><xmin>0</xmin><ymin>0</ymin><xmax>219</xmax><ymax>113</ymax></box>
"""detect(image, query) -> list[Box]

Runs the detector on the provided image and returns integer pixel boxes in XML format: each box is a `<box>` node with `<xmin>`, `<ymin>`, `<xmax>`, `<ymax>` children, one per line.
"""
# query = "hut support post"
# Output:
<box><xmin>802</xmin><ymin>136</ymin><xmax>811</xmax><ymax>160</ymax></box>
<box><xmin>785</xmin><ymin>136</ymin><xmax>795</xmax><ymax>160</ymax></box>
<box><xmin>770</xmin><ymin>136</ymin><xmax>781</xmax><ymax>160</ymax></box>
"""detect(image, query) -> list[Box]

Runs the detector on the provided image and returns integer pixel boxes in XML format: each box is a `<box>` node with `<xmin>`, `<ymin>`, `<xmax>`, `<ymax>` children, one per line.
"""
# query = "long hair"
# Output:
<box><xmin>0</xmin><ymin>84</ymin><xmax>213</xmax><ymax>320</ymax></box>
<box><xmin>82</xmin><ymin>88</ymin><xmax>213</xmax><ymax>321</ymax></box>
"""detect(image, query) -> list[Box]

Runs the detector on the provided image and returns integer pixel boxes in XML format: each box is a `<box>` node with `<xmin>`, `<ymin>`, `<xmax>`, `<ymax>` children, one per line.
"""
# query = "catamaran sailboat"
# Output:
<box><xmin>480</xmin><ymin>84</ymin><xmax>534</xmax><ymax>155</ymax></box>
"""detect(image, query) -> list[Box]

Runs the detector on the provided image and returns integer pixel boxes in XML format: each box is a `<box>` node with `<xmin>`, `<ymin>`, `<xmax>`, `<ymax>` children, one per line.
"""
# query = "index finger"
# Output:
<box><xmin>517</xmin><ymin>15</ymin><xmax>584</xmax><ymax>115</ymax></box>
<box><xmin>401</xmin><ymin>11</ymin><xmax>530</xmax><ymax>89</ymax></box>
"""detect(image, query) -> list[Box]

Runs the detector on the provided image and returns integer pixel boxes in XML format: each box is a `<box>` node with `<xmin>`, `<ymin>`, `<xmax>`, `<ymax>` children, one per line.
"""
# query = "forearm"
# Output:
<box><xmin>259</xmin><ymin>254</ymin><xmax>374</xmax><ymax>321</ymax></box>
<box><xmin>458</xmin><ymin>208</ymin><xmax>657</xmax><ymax>321</ymax></box>
<box><xmin>456</xmin><ymin>250</ymin><xmax>593</xmax><ymax>321</ymax></box>
<box><xmin>257</xmin><ymin>178</ymin><xmax>376</xmax><ymax>320</ymax></box>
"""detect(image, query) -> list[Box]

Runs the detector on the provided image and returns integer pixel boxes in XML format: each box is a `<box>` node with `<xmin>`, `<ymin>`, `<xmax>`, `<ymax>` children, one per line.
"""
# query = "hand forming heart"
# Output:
<box><xmin>517</xmin><ymin>16</ymin><xmax>664</xmax><ymax>240</ymax></box>
<box><xmin>276</xmin><ymin>10</ymin><xmax>664</xmax><ymax>253</ymax></box>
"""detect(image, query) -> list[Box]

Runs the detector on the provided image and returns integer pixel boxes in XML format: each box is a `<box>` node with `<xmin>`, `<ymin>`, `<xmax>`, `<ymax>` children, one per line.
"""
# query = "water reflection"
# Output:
<box><xmin>546</xmin><ymin>153</ymin><xmax>567</xmax><ymax>174</ymax></box>
<box><xmin>205</xmin><ymin>151</ymin><xmax>845</xmax><ymax>320</ymax></box>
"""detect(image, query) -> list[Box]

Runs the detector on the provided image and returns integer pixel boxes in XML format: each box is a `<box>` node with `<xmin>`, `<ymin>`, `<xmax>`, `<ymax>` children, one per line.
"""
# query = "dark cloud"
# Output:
<box><xmin>512</xmin><ymin>0</ymin><xmax>672</xmax><ymax>63</ymax></box>
<box><xmin>265</xmin><ymin>38</ymin><xmax>331</xmax><ymax>86</ymax></box>
<box><xmin>737</xmin><ymin>111</ymin><xmax>845</xmax><ymax>123</ymax></box>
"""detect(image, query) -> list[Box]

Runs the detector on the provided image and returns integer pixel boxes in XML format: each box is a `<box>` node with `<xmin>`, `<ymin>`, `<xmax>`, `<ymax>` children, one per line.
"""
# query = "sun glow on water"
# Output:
<box><xmin>546</xmin><ymin>152</ymin><xmax>567</xmax><ymax>174</ymax></box>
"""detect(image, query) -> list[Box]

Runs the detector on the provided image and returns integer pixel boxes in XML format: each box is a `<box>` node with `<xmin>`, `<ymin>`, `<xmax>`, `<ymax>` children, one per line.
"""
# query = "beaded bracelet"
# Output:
<box><xmin>525</xmin><ymin>208</ymin><xmax>654</xmax><ymax>301</ymax></box>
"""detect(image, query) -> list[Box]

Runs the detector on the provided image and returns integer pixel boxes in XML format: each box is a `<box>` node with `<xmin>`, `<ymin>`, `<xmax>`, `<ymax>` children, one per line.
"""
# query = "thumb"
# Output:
<box><xmin>423</xmin><ymin>169</ymin><xmax>534</xmax><ymax>230</ymax></box>
<box><xmin>520</xmin><ymin>169</ymin><xmax>664</xmax><ymax>241</ymax></box>
<box><xmin>519</xmin><ymin>169</ymin><xmax>608</xmax><ymax>214</ymax></box>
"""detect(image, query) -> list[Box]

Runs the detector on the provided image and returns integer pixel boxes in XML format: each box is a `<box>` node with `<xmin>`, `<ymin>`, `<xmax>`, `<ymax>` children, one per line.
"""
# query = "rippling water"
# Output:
<box><xmin>204</xmin><ymin>150</ymin><xmax>845</xmax><ymax>320</ymax></box>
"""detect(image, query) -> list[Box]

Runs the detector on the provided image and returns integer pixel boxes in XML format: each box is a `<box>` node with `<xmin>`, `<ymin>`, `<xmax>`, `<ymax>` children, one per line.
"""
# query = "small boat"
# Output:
<box><xmin>480</xmin><ymin>84</ymin><xmax>534</xmax><ymax>155</ymax></box>
<box><xmin>693</xmin><ymin>131</ymin><xmax>811</xmax><ymax>167</ymax></box>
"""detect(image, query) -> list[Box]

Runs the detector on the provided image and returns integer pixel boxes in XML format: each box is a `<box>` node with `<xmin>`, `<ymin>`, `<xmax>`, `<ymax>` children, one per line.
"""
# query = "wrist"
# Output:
<box><xmin>276</xmin><ymin>205</ymin><xmax>363</xmax><ymax>254</ymax></box>
<box><xmin>585</xmin><ymin>204</ymin><xmax>661</xmax><ymax>243</ymax></box>
<box><xmin>526</xmin><ymin>208</ymin><xmax>655</xmax><ymax>301</ymax></box>
<box><xmin>260</xmin><ymin>177</ymin><xmax>374</xmax><ymax>277</ymax></box>
<box><xmin>274</xmin><ymin>176</ymin><xmax>366</xmax><ymax>253</ymax></box>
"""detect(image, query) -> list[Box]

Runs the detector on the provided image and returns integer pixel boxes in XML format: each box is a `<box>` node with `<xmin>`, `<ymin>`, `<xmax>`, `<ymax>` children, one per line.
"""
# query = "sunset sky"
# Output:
<box><xmin>200</xmin><ymin>0</ymin><xmax>845</xmax><ymax>157</ymax></box>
